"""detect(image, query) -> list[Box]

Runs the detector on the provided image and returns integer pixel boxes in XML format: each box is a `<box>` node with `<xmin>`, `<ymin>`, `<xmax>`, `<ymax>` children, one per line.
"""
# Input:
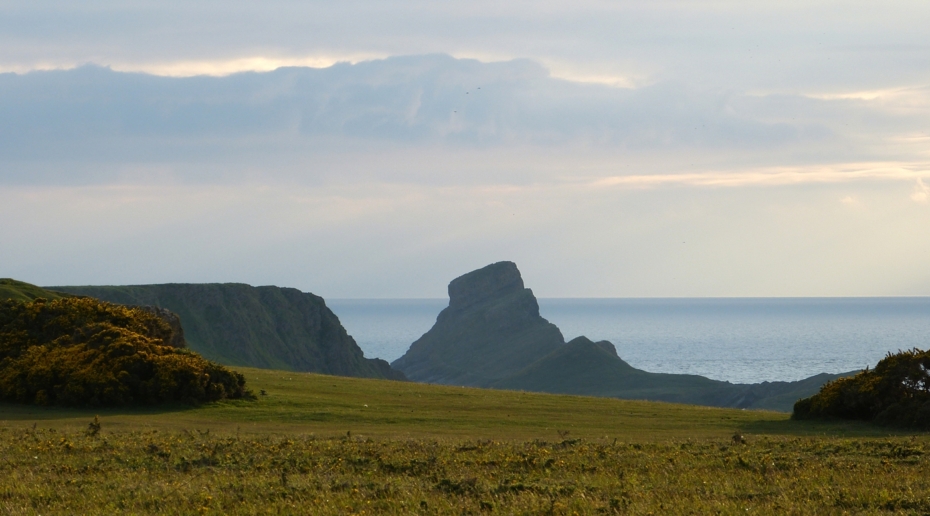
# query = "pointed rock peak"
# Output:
<box><xmin>448</xmin><ymin>261</ymin><xmax>525</xmax><ymax>310</ymax></box>
<box><xmin>392</xmin><ymin>261</ymin><xmax>563</xmax><ymax>386</ymax></box>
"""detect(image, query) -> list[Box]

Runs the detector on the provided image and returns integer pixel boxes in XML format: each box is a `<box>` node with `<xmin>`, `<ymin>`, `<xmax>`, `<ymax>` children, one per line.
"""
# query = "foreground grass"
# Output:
<box><xmin>3</xmin><ymin>428</ymin><xmax>930</xmax><ymax>514</ymax></box>
<box><xmin>2</xmin><ymin>368</ymin><xmax>927</xmax><ymax>514</ymax></box>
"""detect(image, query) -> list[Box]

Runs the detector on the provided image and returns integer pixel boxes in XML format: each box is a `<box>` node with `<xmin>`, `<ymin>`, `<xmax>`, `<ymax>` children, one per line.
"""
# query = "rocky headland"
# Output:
<box><xmin>392</xmin><ymin>262</ymin><xmax>854</xmax><ymax>411</ymax></box>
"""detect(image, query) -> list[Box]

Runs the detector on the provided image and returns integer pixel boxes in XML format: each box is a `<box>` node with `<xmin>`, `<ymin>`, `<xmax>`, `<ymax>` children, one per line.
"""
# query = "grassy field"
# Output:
<box><xmin>2</xmin><ymin>368</ymin><xmax>928</xmax><ymax>514</ymax></box>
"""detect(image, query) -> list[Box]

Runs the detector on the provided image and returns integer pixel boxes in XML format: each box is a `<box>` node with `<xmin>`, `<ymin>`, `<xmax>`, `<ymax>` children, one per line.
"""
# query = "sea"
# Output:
<box><xmin>327</xmin><ymin>297</ymin><xmax>930</xmax><ymax>385</ymax></box>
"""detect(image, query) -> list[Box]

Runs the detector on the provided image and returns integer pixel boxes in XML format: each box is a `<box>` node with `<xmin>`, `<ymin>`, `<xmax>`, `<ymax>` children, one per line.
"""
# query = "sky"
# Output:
<box><xmin>1</xmin><ymin>1</ymin><xmax>929</xmax><ymax>298</ymax></box>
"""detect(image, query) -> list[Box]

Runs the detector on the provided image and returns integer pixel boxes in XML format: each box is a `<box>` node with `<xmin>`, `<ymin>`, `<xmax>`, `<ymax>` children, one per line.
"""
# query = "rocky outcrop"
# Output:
<box><xmin>391</xmin><ymin>262</ymin><xmax>564</xmax><ymax>386</ymax></box>
<box><xmin>138</xmin><ymin>305</ymin><xmax>187</xmax><ymax>348</ymax></box>
<box><xmin>50</xmin><ymin>283</ymin><xmax>406</xmax><ymax>381</ymax></box>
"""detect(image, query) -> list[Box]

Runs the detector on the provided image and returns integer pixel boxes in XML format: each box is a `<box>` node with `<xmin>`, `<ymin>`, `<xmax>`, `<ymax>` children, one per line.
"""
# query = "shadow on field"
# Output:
<box><xmin>738</xmin><ymin>417</ymin><xmax>920</xmax><ymax>438</ymax></box>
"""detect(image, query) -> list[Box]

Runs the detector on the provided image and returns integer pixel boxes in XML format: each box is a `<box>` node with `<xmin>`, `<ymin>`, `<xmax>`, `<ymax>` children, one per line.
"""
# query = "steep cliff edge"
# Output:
<box><xmin>51</xmin><ymin>283</ymin><xmax>405</xmax><ymax>381</ymax></box>
<box><xmin>391</xmin><ymin>262</ymin><xmax>564</xmax><ymax>386</ymax></box>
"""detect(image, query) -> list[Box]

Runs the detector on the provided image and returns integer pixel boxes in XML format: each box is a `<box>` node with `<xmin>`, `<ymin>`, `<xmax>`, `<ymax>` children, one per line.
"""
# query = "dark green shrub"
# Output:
<box><xmin>0</xmin><ymin>297</ymin><xmax>248</xmax><ymax>407</ymax></box>
<box><xmin>793</xmin><ymin>348</ymin><xmax>930</xmax><ymax>428</ymax></box>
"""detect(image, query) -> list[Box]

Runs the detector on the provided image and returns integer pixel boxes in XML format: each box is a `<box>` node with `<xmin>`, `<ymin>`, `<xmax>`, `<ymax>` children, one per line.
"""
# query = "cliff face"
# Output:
<box><xmin>51</xmin><ymin>283</ymin><xmax>405</xmax><ymax>381</ymax></box>
<box><xmin>391</xmin><ymin>262</ymin><xmax>564</xmax><ymax>386</ymax></box>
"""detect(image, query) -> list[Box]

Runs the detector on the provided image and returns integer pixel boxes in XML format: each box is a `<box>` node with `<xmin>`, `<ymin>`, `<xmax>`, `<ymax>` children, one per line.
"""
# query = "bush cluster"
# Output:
<box><xmin>793</xmin><ymin>348</ymin><xmax>930</xmax><ymax>428</ymax></box>
<box><xmin>0</xmin><ymin>297</ymin><xmax>248</xmax><ymax>407</ymax></box>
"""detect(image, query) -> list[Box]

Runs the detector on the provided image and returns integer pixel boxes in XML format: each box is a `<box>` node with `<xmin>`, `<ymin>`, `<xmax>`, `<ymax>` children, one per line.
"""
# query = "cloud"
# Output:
<box><xmin>2</xmin><ymin>0</ymin><xmax>929</xmax><ymax>96</ymax></box>
<box><xmin>110</xmin><ymin>54</ymin><xmax>390</xmax><ymax>78</ymax></box>
<box><xmin>2</xmin><ymin>2</ymin><xmax>929</xmax><ymax>297</ymax></box>
<box><xmin>1</xmin><ymin>55</ymin><xmax>924</xmax><ymax>189</ymax></box>
<box><xmin>590</xmin><ymin>163</ymin><xmax>930</xmax><ymax>189</ymax></box>
<box><xmin>913</xmin><ymin>178</ymin><xmax>930</xmax><ymax>203</ymax></box>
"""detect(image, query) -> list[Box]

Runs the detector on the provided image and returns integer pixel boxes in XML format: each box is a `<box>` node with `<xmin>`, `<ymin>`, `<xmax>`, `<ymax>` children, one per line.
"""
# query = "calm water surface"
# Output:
<box><xmin>327</xmin><ymin>298</ymin><xmax>930</xmax><ymax>384</ymax></box>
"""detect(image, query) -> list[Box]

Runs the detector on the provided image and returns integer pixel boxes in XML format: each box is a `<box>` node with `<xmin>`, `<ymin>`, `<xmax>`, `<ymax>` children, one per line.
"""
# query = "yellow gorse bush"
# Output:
<box><xmin>0</xmin><ymin>297</ymin><xmax>248</xmax><ymax>406</ymax></box>
<box><xmin>794</xmin><ymin>348</ymin><xmax>930</xmax><ymax>428</ymax></box>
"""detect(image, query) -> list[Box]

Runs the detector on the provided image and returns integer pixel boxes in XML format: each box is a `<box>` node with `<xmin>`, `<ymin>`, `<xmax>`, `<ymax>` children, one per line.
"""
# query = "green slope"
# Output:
<box><xmin>0</xmin><ymin>278</ymin><xmax>71</xmax><ymax>302</ymax></box>
<box><xmin>0</xmin><ymin>366</ymin><xmax>892</xmax><ymax>440</ymax></box>
<box><xmin>50</xmin><ymin>283</ymin><xmax>404</xmax><ymax>381</ymax></box>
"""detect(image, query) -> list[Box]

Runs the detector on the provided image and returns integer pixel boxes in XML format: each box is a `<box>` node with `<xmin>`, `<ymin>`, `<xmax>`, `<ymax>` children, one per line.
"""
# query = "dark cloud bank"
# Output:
<box><xmin>1</xmin><ymin>54</ymin><xmax>884</xmax><ymax>185</ymax></box>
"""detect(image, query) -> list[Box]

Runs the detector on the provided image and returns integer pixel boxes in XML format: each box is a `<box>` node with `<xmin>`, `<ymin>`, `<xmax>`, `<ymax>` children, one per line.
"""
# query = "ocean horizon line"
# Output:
<box><xmin>328</xmin><ymin>295</ymin><xmax>930</xmax><ymax>301</ymax></box>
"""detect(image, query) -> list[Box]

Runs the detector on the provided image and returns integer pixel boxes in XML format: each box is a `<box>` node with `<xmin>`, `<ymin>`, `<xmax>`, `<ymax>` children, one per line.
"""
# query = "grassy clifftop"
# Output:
<box><xmin>51</xmin><ymin>283</ymin><xmax>405</xmax><ymax>381</ymax></box>
<box><xmin>0</xmin><ymin>278</ymin><xmax>71</xmax><ymax>302</ymax></box>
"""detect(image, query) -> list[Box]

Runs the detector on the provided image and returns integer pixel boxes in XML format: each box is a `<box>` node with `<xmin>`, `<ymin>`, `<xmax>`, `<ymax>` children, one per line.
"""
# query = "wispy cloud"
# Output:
<box><xmin>110</xmin><ymin>54</ymin><xmax>389</xmax><ymax>77</ymax></box>
<box><xmin>804</xmin><ymin>85</ymin><xmax>930</xmax><ymax>104</ymax></box>
<box><xmin>840</xmin><ymin>195</ymin><xmax>859</xmax><ymax>205</ymax></box>
<box><xmin>912</xmin><ymin>178</ymin><xmax>930</xmax><ymax>203</ymax></box>
<box><xmin>590</xmin><ymin>163</ymin><xmax>930</xmax><ymax>189</ymax></box>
